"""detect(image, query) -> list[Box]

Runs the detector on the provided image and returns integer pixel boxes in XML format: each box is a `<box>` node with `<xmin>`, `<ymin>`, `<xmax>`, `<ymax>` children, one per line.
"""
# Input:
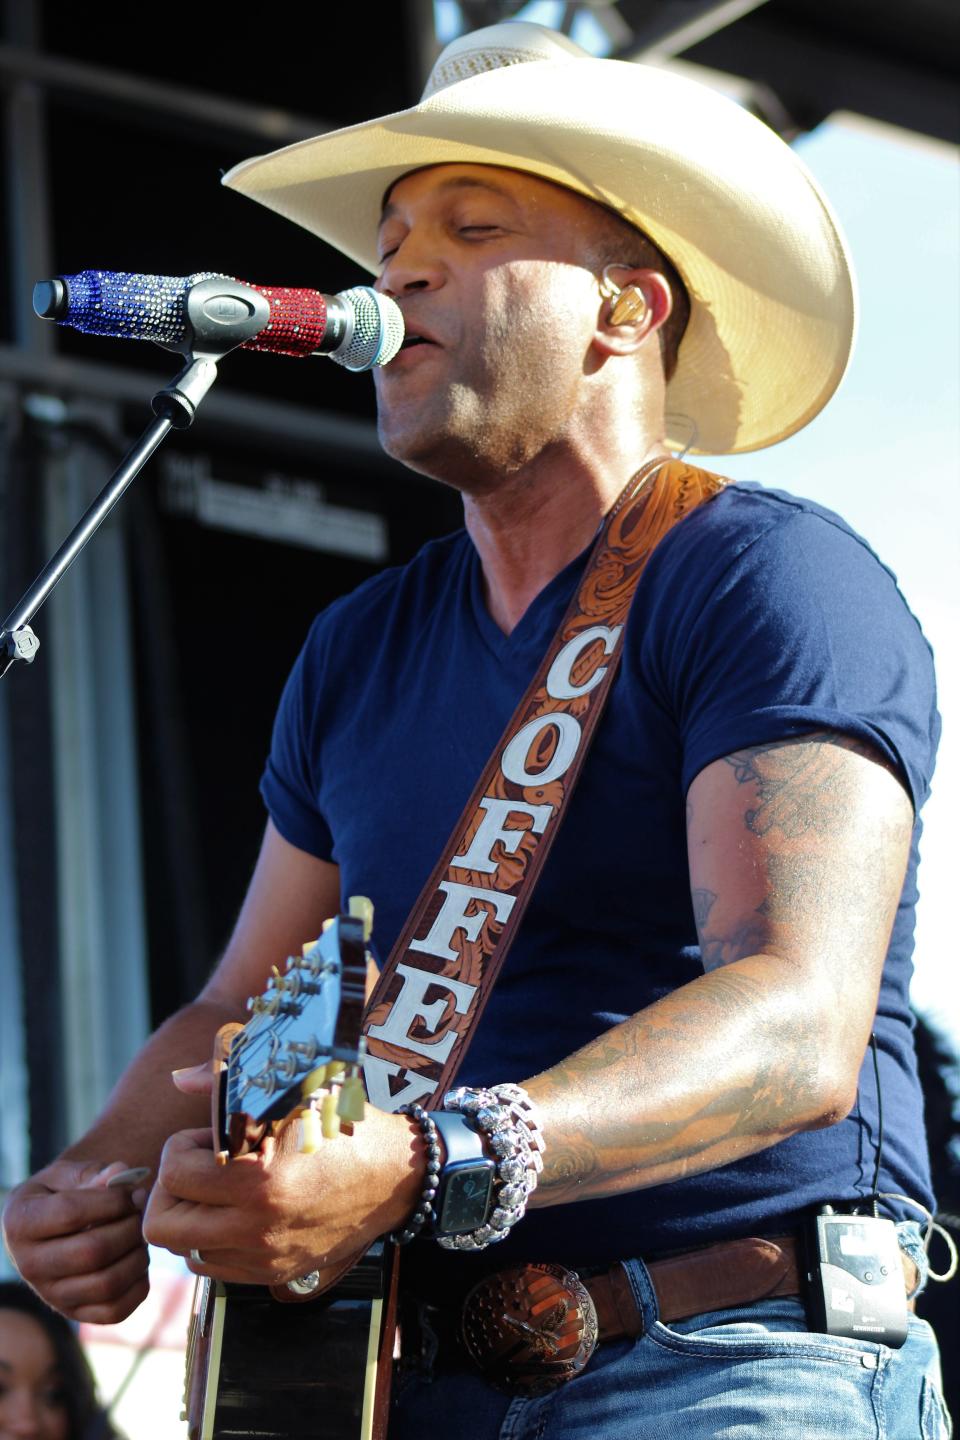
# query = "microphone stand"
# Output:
<box><xmin>1</xmin><ymin>279</ymin><xmax>270</xmax><ymax>679</ymax></box>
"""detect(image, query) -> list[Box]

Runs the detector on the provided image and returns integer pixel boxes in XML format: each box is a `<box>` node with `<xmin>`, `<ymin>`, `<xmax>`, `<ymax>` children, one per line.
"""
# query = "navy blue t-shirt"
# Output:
<box><xmin>261</xmin><ymin>483</ymin><xmax>939</xmax><ymax>1271</ymax></box>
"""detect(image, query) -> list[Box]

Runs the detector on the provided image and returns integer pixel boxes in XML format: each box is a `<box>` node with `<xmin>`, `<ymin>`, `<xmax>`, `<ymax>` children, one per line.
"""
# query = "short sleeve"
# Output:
<box><xmin>259</xmin><ymin>615</ymin><xmax>336</xmax><ymax>860</ymax></box>
<box><xmin>655</xmin><ymin>503</ymin><xmax>939</xmax><ymax>810</ymax></box>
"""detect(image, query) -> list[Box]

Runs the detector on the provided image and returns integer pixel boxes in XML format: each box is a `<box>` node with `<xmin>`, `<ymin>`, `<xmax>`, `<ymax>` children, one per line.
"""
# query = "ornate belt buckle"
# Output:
<box><xmin>461</xmin><ymin>1261</ymin><xmax>599</xmax><ymax>1395</ymax></box>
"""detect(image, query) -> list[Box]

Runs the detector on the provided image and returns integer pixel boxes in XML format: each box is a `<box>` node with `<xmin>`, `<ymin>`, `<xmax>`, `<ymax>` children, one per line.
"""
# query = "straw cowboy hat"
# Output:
<box><xmin>223</xmin><ymin>21</ymin><xmax>856</xmax><ymax>456</ymax></box>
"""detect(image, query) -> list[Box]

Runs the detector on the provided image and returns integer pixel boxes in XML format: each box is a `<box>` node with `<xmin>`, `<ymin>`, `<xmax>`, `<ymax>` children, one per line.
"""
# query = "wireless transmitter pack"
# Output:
<box><xmin>804</xmin><ymin>1206</ymin><xmax>909</xmax><ymax>1348</ymax></box>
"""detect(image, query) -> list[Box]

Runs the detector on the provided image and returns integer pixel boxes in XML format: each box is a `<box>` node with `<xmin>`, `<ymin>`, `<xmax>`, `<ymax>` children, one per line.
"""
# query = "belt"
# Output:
<box><xmin>587</xmin><ymin>1233</ymin><xmax>917</xmax><ymax>1339</ymax></box>
<box><xmin>591</xmin><ymin>1233</ymin><xmax>802</xmax><ymax>1338</ymax></box>
<box><xmin>446</xmin><ymin>1235</ymin><xmax>918</xmax><ymax>1395</ymax></box>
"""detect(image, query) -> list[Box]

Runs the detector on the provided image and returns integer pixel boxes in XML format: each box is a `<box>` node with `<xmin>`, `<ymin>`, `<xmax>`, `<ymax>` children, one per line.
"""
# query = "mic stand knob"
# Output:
<box><xmin>0</xmin><ymin>625</ymin><xmax>40</xmax><ymax>677</ymax></box>
<box><xmin>151</xmin><ymin>355</ymin><xmax>220</xmax><ymax>429</ymax></box>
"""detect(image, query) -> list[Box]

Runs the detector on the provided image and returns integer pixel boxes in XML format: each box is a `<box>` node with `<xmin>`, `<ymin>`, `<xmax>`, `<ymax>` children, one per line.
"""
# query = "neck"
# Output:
<box><xmin>463</xmin><ymin>441</ymin><xmax>669</xmax><ymax>635</ymax></box>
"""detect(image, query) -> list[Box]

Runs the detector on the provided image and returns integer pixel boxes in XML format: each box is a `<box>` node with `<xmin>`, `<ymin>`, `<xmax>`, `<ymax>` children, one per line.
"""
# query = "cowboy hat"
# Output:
<box><xmin>222</xmin><ymin>21</ymin><xmax>856</xmax><ymax>455</ymax></box>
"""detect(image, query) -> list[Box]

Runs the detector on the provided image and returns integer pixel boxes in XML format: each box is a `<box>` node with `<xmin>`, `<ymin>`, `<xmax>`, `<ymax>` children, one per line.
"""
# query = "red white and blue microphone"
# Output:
<box><xmin>32</xmin><ymin>270</ymin><xmax>404</xmax><ymax>371</ymax></box>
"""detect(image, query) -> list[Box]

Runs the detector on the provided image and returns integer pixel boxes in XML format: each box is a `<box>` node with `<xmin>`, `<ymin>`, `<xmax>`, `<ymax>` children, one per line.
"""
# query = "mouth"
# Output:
<box><xmin>384</xmin><ymin>328</ymin><xmax>441</xmax><ymax>370</ymax></box>
<box><xmin>397</xmin><ymin>311</ymin><xmax>443</xmax><ymax>347</ymax></box>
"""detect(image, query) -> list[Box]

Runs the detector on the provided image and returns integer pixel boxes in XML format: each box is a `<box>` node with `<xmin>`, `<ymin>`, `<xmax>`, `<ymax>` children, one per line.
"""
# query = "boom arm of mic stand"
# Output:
<box><xmin>0</xmin><ymin>355</ymin><xmax>219</xmax><ymax>679</ymax></box>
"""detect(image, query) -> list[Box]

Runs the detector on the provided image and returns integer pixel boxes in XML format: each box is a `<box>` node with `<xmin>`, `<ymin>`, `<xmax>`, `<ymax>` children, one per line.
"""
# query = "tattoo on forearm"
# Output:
<box><xmin>532</xmin><ymin>963</ymin><xmax>823</xmax><ymax>1200</ymax></box>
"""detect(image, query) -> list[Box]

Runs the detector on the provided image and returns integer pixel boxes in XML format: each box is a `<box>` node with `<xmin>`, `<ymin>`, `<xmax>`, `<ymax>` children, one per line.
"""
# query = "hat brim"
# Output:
<box><xmin>223</xmin><ymin>58</ymin><xmax>856</xmax><ymax>455</ymax></box>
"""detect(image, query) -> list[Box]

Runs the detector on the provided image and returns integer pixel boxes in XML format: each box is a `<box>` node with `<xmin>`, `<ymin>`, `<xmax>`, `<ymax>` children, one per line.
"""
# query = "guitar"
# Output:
<box><xmin>182</xmin><ymin>897</ymin><xmax>398</xmax><ymax>1440</ymax></box>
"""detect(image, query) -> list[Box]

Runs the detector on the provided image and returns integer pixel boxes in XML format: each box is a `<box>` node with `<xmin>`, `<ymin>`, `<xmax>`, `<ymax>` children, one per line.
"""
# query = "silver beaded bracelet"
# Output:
<box><xmin>437</xmin><ymin>1083</ymin><xmax>545</xmax><ymax>1251</ymax></box>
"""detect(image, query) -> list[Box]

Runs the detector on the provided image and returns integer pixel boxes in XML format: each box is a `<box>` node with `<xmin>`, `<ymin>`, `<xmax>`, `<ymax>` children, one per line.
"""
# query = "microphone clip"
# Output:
<box><xmin>172</xmin><ymin>276</ymin><xmax>271</xmax><ymax>359</ymax></box>
<box><xmin>152</xmin><ymin>278</ymin><xmax>272</xmax><ymax>427</ymax></box>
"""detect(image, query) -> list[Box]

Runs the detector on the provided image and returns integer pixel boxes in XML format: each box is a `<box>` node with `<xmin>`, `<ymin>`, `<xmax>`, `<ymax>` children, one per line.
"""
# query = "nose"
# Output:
<box><xmin>3</xmin><ymin>1390</ymin><xmax>43</xmax><ymax>1435</ymax></box>
<box><xmin>377</xmin><ymin>231</ymin><xmax>445</xmax><ymax>299</ymax></box>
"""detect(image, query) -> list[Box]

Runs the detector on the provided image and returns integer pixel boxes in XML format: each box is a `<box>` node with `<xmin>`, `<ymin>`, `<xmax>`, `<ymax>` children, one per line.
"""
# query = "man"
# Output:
<box><xmin>3</xmin><ymin>21</ymin><xmax>947</xmax><ymax>1437</ymax></box>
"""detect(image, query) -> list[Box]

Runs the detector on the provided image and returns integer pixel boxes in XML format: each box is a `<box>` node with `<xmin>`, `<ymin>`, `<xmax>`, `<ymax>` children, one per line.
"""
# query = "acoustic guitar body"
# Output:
<box><xmin>186</xmin><ymin>1244</ymin><xmax>395</xmax><ymax>1439</ymax></box>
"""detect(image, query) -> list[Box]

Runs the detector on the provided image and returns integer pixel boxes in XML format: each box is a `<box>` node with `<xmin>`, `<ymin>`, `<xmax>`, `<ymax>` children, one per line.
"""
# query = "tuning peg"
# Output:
<box><xmin>321</xmin><ymin>1092</ymin><xmax>341</xmax><ymax>1139</ymax></box>
<box><xmin>299</xmin><ymin>1105</ymin><xmax>322</xmax><ymax>1154</ymax></box>
<box><xmin>348</xmin><ymin>895</ymin><xmax>374</xmax><ymax>941</ymax></box>
<box><xmin>337</xmin><ymin>1070</ymin><xmax>366</xmax><ymax>1123</ymax></box>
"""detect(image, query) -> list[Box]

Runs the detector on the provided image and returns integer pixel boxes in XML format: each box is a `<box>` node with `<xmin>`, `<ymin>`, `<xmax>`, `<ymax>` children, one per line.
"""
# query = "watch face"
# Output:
<box><xmin>440</xmin><ymin>1163</ymin><xmax>495</xmax><ymax>1234</ymax></box>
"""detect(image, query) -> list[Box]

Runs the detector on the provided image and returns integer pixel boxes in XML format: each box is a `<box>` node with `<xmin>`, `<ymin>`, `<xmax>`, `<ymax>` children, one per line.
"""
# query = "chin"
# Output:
<box><xmin>379</xmin><ymin>424</ymin><xmax>497</xmax><ymax>494</ymax></box>
<box><xmin>376</xmin><ymin>419</ymin><xmax>448</xmax><ymax>482</ymax></box>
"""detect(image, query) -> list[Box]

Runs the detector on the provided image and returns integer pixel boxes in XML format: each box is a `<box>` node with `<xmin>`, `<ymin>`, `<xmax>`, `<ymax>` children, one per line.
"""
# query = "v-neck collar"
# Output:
<box><xmin>465</xmin><ymin>532</ymin><xmax>595</xmax><ymax>663</ymax></box>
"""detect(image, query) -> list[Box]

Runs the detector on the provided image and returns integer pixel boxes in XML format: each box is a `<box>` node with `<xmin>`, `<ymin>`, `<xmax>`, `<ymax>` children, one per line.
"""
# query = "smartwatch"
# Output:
<box><xmin>430</xmin><ymin>1109</ymin><xmax>496</xmax><ymax>1237</ymax></box>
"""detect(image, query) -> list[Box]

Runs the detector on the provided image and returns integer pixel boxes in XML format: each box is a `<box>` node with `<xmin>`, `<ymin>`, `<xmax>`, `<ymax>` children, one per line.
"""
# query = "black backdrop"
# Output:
<box><xmin>3</xmin><ymin>2</ymin><xmax>463</xmax><ymax>1013</ymax></box>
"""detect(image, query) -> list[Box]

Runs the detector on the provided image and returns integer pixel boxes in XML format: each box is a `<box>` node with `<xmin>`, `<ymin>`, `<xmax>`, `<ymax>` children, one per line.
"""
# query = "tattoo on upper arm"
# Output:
<box><xmin>691</xmin><ymin>886</ymin><xmax>765</xmax><ymax>968</ymax></box>
<box><xmin>697</xmin><ymin>915</ymin><xmax>768</xmax><ymax>970</ymax></box>
<box><xmin>691</xmin><ymin>888</ymin><xmax>716</xmax><ymax>931</ymax></box>
<box><xmin>721</xmin><ymin>732</ymin><xmax>898</xmax><ymax>840</ymax></box>
<box><xmin>689</xmin><ymin>731</ymin><xmax>912</xmax><ymax>973</ymax></box>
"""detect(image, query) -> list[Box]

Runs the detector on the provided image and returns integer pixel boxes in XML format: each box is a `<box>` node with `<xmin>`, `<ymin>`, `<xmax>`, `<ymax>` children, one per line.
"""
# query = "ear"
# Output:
<box><xmin>594</xmin><ymin>268</ymin><xmax>673</xmax><ymax>359</ymax></box>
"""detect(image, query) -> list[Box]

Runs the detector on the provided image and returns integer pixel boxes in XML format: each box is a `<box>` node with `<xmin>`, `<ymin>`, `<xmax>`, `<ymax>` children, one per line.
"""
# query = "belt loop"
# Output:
<box><xmin>620</xmin><ymin>1255</ymin><xmax>660</xmax><ymax>1331</ymax></box>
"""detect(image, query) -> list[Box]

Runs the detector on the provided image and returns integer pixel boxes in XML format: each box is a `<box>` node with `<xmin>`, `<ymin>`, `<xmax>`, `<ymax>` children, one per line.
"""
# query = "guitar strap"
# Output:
<box><xmin>361</xmin><ymin>456</ymin><xmax>727</xmax><ymax>1108</ymax></box>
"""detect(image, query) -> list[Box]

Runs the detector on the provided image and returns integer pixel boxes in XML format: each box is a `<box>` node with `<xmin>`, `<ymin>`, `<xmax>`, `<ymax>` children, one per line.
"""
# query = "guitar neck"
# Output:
<box><xmin>182</xmin><ymin>902</ymin><xmax>394</xmax><ymax>1439</ymax></box>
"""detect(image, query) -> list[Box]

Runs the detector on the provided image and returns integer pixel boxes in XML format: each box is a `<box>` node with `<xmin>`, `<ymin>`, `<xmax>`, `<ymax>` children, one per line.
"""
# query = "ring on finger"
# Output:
<box><xmin>189</xmin><ymin>1248</ymin><xmax>204</xmax><ymax>1265</ymax></box>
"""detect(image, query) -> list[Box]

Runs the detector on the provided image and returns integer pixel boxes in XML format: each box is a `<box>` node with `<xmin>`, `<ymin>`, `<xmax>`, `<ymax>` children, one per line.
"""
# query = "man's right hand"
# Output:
<box><xmin>2</xmin><ymin>1158</ymin><xmax>151</xmax><ymax>1323</ymax></box>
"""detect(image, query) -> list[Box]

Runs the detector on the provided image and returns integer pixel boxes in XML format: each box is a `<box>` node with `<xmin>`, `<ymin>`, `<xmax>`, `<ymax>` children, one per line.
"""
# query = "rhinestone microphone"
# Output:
<box><xmin>32</xmin><ymin>270</ymin><xmax>404</xmax><ymax>371</ymax></box>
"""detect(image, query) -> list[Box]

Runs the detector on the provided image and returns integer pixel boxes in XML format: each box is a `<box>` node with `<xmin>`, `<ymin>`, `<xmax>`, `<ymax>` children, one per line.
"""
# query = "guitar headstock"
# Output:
<box><xmin>215</xmin><ymin>896</ymin><xmax>372</xmax><ymax>1158</ymax></box>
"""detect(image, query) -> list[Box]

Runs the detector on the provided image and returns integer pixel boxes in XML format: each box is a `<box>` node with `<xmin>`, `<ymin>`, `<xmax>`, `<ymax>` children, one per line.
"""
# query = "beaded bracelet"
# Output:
<box><xmin>437</xmin><ymin>1083</ymin><xmax>545</xmax><ymax>1251</ymax></box>
<box><xmin>390</xmin><ymin>1103</ymin><xmax>442</xmax><ymax>1245</ymax></box>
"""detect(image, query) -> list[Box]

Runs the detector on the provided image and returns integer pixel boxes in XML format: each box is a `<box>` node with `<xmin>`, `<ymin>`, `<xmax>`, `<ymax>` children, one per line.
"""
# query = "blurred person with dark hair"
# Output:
<box><xmin>0</xmin><ymin>1283</ymin><xmax>123</xmax><ymax>1440</ymax></box>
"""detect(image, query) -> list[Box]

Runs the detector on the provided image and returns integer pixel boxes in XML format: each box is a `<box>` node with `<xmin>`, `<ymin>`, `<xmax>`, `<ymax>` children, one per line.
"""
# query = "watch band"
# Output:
<box><xmin>430</xmin><ymin>1109</ymin><xmax>496</xmax><ymax>1236</ymax></box>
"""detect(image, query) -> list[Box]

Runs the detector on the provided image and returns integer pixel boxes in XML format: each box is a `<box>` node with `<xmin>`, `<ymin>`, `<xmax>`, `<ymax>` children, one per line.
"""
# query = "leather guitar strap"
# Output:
<box><xmin>361</xmin><ymin>456</ymin><xmax>727</xmax><ymax>1108</ymax></box>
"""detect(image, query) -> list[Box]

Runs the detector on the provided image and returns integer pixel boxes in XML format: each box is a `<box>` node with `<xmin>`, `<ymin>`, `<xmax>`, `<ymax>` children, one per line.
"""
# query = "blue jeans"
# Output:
<box><xmin>391</xmin><ymin>1238</ymin><xmax>951</xmax><ymax>1439</ymax></box>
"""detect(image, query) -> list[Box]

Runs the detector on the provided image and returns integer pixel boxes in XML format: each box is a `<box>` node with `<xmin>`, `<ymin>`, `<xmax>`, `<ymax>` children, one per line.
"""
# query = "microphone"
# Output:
<box><xmin>32</xmin><ymin>270</ymin><xmax>404</xmax><ymax>371</ymax></box>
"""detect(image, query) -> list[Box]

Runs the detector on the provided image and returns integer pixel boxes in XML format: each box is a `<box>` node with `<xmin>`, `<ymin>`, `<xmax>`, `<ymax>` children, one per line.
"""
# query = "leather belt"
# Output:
<box><xmin>454</xmin><ymin>1235</ymin><xmax>918</xmax><ymax>1394</ymax></box>
<box><xmin>589</xmin><ymin>1234</ymin><xmax>802</xmax><ymax>1338</ymax></box>
<box><xmin>586</xmin><ymin>1233</ymin><xmax>917</xmax><ymax>1339</ymax></box>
